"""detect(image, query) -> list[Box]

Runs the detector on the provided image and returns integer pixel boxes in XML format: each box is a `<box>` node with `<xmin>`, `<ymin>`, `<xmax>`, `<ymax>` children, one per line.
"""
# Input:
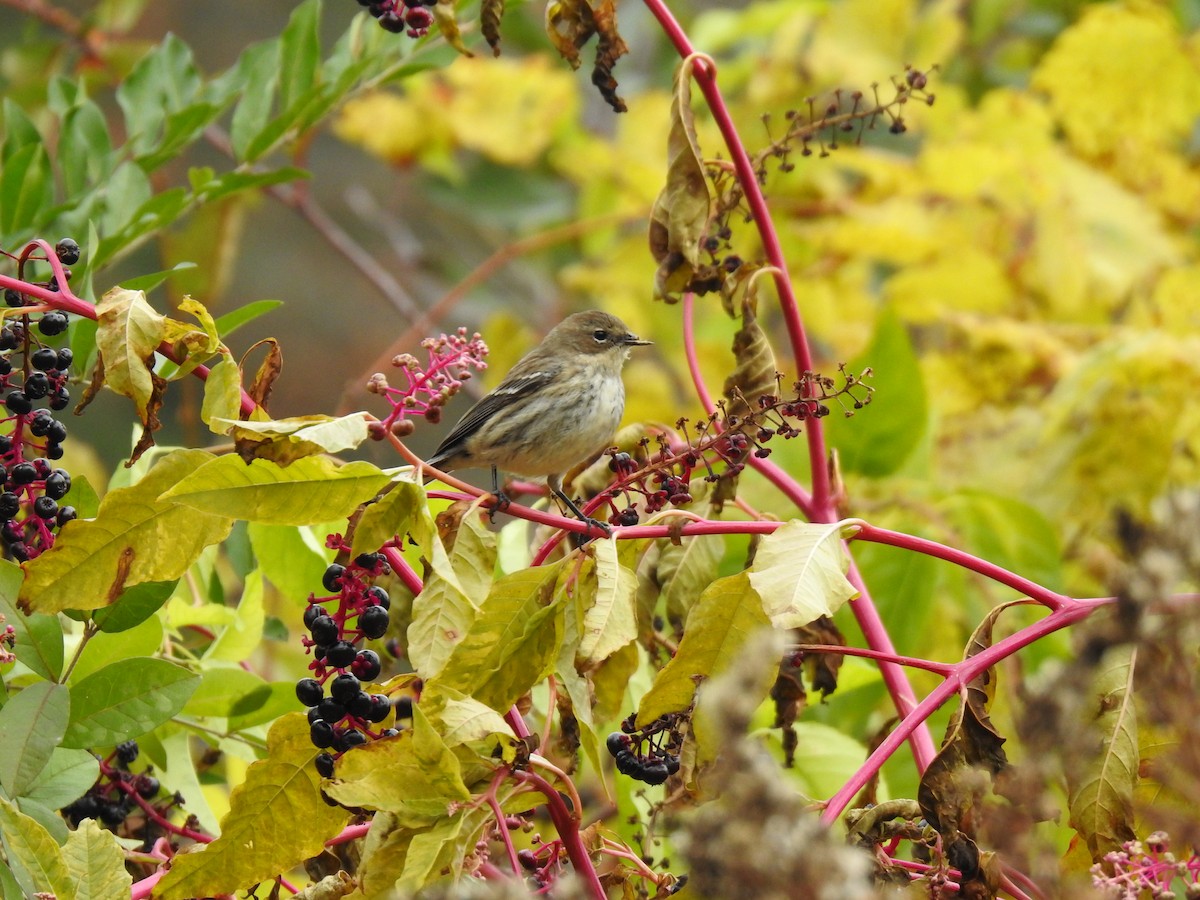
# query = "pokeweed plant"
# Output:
<box><xmin>0</xmin><ymin>1</ymin><xmax>1197</xmax><ymax>899</ymax></box>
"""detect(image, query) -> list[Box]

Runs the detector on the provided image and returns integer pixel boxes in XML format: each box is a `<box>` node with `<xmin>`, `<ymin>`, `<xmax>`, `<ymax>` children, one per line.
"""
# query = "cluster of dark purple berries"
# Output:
<box><xmin>606</xmin><ymin>714</ymin><xmax>684</xmax><ymax>786</ymax></box>
<box><xmin>356</xmin><ymin>0</ymin><xmax>436</xmax><ymax>37</ymax></box>
<box><xmin>298</xmin><ymin>552</ymin><xmax>403</xmax><ymax>777</ymax></box>
<box><xmin>0</xmin><ymin>239</ymin><xmax>78</xmax><ymax>561</ymax></box>
<box><xmin>61</xmin><ymin>741</ymin><xmax>165</xmax><ymax>829</ymax></box>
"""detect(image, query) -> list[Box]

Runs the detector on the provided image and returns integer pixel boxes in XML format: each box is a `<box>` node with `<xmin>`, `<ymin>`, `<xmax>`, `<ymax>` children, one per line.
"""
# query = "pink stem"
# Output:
<box><xmin>380</xmin><ymin>546</ymin><xmax>424</xmax><ymax>596</ymax></box>
<box><xmin>850</xmin><ymin>524</ymin><xmax>1072</xmax><ymax>610</ymax></box>
<box><xmin>794</xmin><ymin>643</ymin><xmax>955</xmax><ymax>676</ymax></box>
<box><xmin>641</xmin><ymin>3</ymin><xmax>831</xmax><ymax>506</ymax></box>
<box><xmin>820</xmin><ymin>598</ymin><xmax>1110</xmax><ymax>823</ymax></box>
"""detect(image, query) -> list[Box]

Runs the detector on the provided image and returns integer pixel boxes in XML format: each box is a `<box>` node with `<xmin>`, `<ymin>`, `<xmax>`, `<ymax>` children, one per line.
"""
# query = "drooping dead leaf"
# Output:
<box><xmin>723</xmin><ymin>273</ymin><xmax>778</xmax><ymax>416</ymax></box>
<box><xmin>481</xmin><ymin>0</ymin><xmax>504</xmax><ymax>56</ymax></box>
<box><xmin>128</xmin><ymin>367</ymin><xmax>166</xmax><ymax>466</ymax></box>
<box><xmin>243</xmin><ymin>338</ymin><xmax>282</xmax><ymax>413</ymax></box>
<box><xmin>544</xmin><ymin>0</ymin><xmax>594</xmax><ymax>70</ymax></box>
<box><xmin>769</xmin><ymin>658</ymin><xmax>805</xmax><ymax>769</ymax></box>
<box><xmin>917</xmin><ymin>600</ymin><xmax>1020</xmax><ymax>892</ymax></box>
<box><xmin>797</xmin><ymin>615</ymin><xmax>844</xmax><ymax>696</ymax></box>
<box><xmin>648</xmin><ymin>56</ymin><xmax>712</xmax><ymax>300</ymax></box>
<box><xmin>590</xmin><ymin>0</ymin><xmax>628</xmax><ymax>112</ymax></box>
<box><xmin>434</xmin><ymin>0</ymin><xmax>473</xmax><ymax>57</ymax></box>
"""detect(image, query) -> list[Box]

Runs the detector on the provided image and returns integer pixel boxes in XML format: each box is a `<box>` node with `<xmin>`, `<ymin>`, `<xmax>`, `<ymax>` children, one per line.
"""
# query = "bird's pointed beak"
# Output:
<box><xmin>624</xmin><ymin>333</ymin><xmax>653</xmax><ymax>346</ymax></box>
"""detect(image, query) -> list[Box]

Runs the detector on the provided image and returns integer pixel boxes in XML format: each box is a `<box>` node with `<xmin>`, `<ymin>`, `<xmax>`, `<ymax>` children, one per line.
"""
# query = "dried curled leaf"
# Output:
<box><xmin>544</xmin><ymin>0</ymin><xmax>627</xmax><ymax>111</ymax></box>
<box><xmin>917</xmin><ymin>601</ymin><xmax>1017</xmax><ymax>890</ymax></box>
<box><xmin>545</xmin><ymin>0</ymin><xmax>595</xmax><ymax>71</ymax></box>
<box><xmin>590</xmin><ymin>0</ymin><xmax>628</xmax><ymax>112</ymax></box>
<box><xmin>723</xmin><ymin>279</ymin><xmax>778</xmax><ymax>416</ymax></box>
<box><xmin>434</xmin><ymin>0</ymin><xmax>473</xmax><ymax>57</ymax></box>
<box><xmin>649</xmin><ymin>58</ymin><xmax>712</xmax><ymax>301</ymax></box>
<box><xmin>481</xmin><ymin>0</ymin><xmax>504</xmax><ymax>56</ymax></box>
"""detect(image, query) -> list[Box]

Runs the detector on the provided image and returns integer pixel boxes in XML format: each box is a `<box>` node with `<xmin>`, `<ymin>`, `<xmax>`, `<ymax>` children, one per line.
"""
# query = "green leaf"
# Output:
<box><xmin>279</xmin><ymin>0</ymin><xmax>322</xmax><ymax>114</ymax></box>
<box><xmin>0</xmin><ymin>142</ymin><xmax>53</xmax><ymax>236</ymax></box>
<box><xmin>160</xmin><ymin>455</ymin><xmax>389</xmax><ymax>525</ymax></box>
<box><xmin>748</xmin><ymin>521</ymin><xmax>859</xmax><ymax>629</ymax></box>
<box><xmin>0</xmin><ymin>796</ymin><xmax>72</xmax><ymax>898</ymax></box>
<box><xmin>196</xmin><ymin>167</ymin><xmax>310</xmax><ymax>203</ymax></box>
<box><xmin>68</xmin><ymin>614</ymin><xmax>163</xmax><ymax>684</ymax></box>
<box><xmin>0</xmin><ymin>561</ymin><xmax>63</xmax><ymax>679</ymax></box>
<box><xmin>0</xmin><ymin>682</ymin><xmax>70</xmax><ymax>798</ymax></box>
<box><xmin>20</xmin><ymin>450</ymin><xmax>233</xmax><ymax>615</ymax></box>
<box><xmin>92</xmin><ymin>579</ymin><xmax>178</xmax><ymax>633</ymax></box>
<box><xmin>22</xmin><ymin>748</ymin><xmax>99</xmax><ymax>811</ymax></box>
<box><xmin>248</xmin><ymin>522</ymin><xmax>330</xmax><ymax>602</ymax></box>
<box><xmin>115</xmin><ymin>33</ymin><xmax>201</xmax><ymax>156</ymax></box>
<box><xmin>204</xmin><ymin>569</ymin><xmax>265</xmax><ymax>663</ymax></box>
<box><xmin>208</xmin><ymin>413</ymin><xmax>373</xmax><ymax>458</ymax></box>
<box><xmin>63</xmin><ymin>472</ymin><xmax>101</xmax><ymax>519</ymax></box>
<box><xmin>823</xmin><ymin>307</ymin><xmax>928</xmax><ymax>477</ymax></box>
<box><xmin>577</xmin><ymin>537</ymin><xmax>638</xmax><ymax>667</ymax></box>
<box><xmin>58</xmin><ymin>99</ymin><xmax>114</xmax><ymax>198</ymax></box>
<box><xmin>62</xmin><ymin>658</ymin><xmax>199</xmax><ymax>748</ymax></box>
<box><xmin>638</xmin><ymin>571</ymin><xmax>769</xmax><ymax>726</ymax></box>
<box><xmin>407</xmin><ymin>505</ymin><xmax>496</xmax><ymax>679</ymax></box>
<box><xmin>351</xmin><ymin>480</ymin><xmax>425</xmax><ymax>558</ymax></box>
<box><xmin>62</xmin><ymin>819</ymin><xmax>133</xmax><ymax>900</ymax></box>
<box><xmin>154</xmin><ymin>714</ymin><xmax>349</xmax><ymax>900</ymax></box>
<box><xmin>325</xmin><ymin>705</ymin><xmax>473</xmax><ymax>823</ymax></box>
<box><xmin>212</xmin><ymin>299</ymin><xmax>283</xmax><ymax>337</ymax></box>
<box><xmin>938</xmin><ymin>489</ymin><xmax>1063</xmax><ymax>593</ymax></box>
<box><xmin>230</xmin><ymin>41</ymin><xmax>282</xmax><ymax>161</ymax></box>
<box><xmin>658</xmin><ymin>531</ymin><xmax>725</xmax><ymax>626</ymax></box>
<box><xmin>435</xmin><ymin>562</ymin><xmax>566</xmax><ymax>712</ymax></box>
<box><xmin>1068</xmin><ymin>647</ymin><xmax>1138</xmax><ymax>861</ymax></box>
<box><xmin>226</xmin><ymin>681</ymin><xmax>301</xmax><ymax>733</ymax></box>
<box><xmin>421</xmin><ymin>685</ymin><xmax>513</xmax><ymax>748</ymax></box>
<box><xmin>116</xmin><ymin>261</ymin><xmax>197</xmax><ymax>293</ymax></box>
<box><xmin>184</xmin><ymin>666</ymin><xmax>272</xmax><ymax>718</ymax></box>
<box><xmin>95</xmin><ymin>286</ymin><xmax>166</xmax><ymax>419</ymax></box>
<box><xmin>2</xmin><ymin>98</ymin><xmax>40</xmax><ymax>161</ymax></box>
<box><xmin>199</xmin><ymin>357</ymin><xmax>242</xmax><ymax>427</ymax></box>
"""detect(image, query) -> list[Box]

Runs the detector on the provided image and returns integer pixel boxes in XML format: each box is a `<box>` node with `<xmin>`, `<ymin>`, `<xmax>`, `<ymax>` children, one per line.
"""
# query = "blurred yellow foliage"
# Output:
<box><xmin>1032</xmin><ymin>4</ymin><xmax>1200</xmax><ymax>156</ymax></box>
<box><xmin>335</xmin><ymin>54</ymin><xmax>579</xmax><ymax>176</ymax></box>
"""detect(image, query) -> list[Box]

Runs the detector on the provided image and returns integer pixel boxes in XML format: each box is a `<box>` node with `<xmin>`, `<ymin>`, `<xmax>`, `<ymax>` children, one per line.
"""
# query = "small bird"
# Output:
<box><xmin>425</xmin><ymin>310</ymin><xmax>651</xmax><ymax>531</ymax></box>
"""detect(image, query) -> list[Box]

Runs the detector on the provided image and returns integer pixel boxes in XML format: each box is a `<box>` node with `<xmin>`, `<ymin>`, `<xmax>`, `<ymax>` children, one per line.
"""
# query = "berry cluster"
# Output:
<box><xmin>61</xmin><ymin>741</ymin><xmax>170</xmax><ymax>831</ymax></box>
<box><xmin>605</xmin><ymin>713</ymin><xmax>685</xmax><ymax>786</ymax></box>
<box><xmin>0</xmin><ymin>238</ymin><xmax>78</xmax><ymax>561</ymax></box>
<box><xmin>368</xmin><ymin>326</ymin><xmax>488</xmax><ymax>440</ymax></box>
<box><xmin>298</xmin><ymin>549</ymin><xmax>403</xmax><ymax>777</ymax></box>
<box><xmin>600</xmin><ymin>367</ymin><xmax>873</xmax><ymax>527</ymax></box>
<box><xmin>354</xmin><ymin>0</ymin><xmax>436</xmax><ymax>38</ymax></box>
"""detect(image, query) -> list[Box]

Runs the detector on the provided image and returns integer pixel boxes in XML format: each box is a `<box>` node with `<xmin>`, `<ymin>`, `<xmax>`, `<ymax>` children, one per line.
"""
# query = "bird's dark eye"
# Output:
<box><xmin>592</xmin><ymin>329</ymin><xmax>609</xmax><ymax>342</ymax></box>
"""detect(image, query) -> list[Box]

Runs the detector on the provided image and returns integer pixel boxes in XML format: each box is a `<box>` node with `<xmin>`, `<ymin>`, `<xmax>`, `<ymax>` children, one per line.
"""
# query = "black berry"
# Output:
<box><xmin>315</xmin><ymin>753</ymin><xmax>336</xmax><ymax>777</ymax></box>
<box><xmin>325</xmin><ymin>640</ymin><xmax>356</xmax><ymax>669</ymax></box>
<box><xmin>310</xmin><ymin>720</ymin><xmax>335</xmax><ymax>748</ymax></box>
<box><xmin>30</xmin><ymin>348</ymin><xmax>57</xmax><ymax>371</ymax></box>
<box><xmin>37</xmin><ymin>312</ymin><xmax>69</xmax><ymax>336</ymax></box>
<box><xmin>310</xmin><ymin>614</ymin><xmax>339</xmax><ymax>646</ymax></box>
<box><xmin>55</xmin><ymin>238</ymin><xmax>81</xmax><ymax>265</ymax></box>
<box><xmin>329</xmin><ymin>673</ymin><xmax>361</xmax><ymax>704</ymax></box>
<box><xmin>322</xmin><ymin>564</ymin><xmax>346</xmax><ymax>593</ymax></box>
<box><xmin>33</xmin><ymin>496</ymin><xmax>57</xmax><ymax>520</ymax></box>
<box><xmin>10</xmin><ymin>463</ymin><xmax>36</xmax><ymax>485</ymax></box>
<box><xmin>351</xmin><ymin>649</ymin><xmax>381</xmax><ymax>682</ymax></box>
<box><xmin>0</xmin><ymin>493</ymin><xmax>19</xmax><ymax>518</ymax></box>
<box><xmin>296</xmin><ymin>678</ymin><xmax>324</xmax><ymax>707</ymax></box>
<box><xmin>359</xmin><ymin>605</ymin><xmax>389</xmax><ymax>639</ymax></box>
<box><xmin>44</xmin><ymin>470</ymin><xmax>70</xmax><ymax>500</ymax></box>
<box><xmin>56</xmin><ymin>506</ymin><xmax>76</xmax><ymax>527</ymax></box>
<box><xmin>368</xmin><ymin>693</ymin><xmax>392</xmax><ymax>723</ymax></box>
<box><xmin>116</xmin><ymin>740</ymin><xmax>140</xmax><ymax>765</ymax></box>
<box><xmin>5</xmin><ymin>391</ymin><xmax>31</xmax><ymax>415</ymax></box>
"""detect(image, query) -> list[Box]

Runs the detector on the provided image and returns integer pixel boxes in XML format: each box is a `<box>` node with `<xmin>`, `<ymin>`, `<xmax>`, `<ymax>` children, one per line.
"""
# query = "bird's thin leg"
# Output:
<box><xmin>551</xmin><ymin>486</ymin><xmax>612</xmax><ymax>540</ymax></box>
<box><xmin>487</xmin><ymin>466</ymin><xmax>512</xmax><ymax>523</ymax></box>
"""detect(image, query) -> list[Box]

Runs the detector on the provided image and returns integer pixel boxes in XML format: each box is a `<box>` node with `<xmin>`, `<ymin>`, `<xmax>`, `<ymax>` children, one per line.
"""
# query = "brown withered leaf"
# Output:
<box><xmin>544</xmin><ymin>0</ymin><xmax>594</xmax><ymax>70</ymax></box>
<box><xmin>433</xmin><ymin>0</ymin><xmax>473</xmax><ymax>57</ymax></box>
<box><xmin>481</xmin><ymin>0</ymin><xmax>504</xmax><ymax>56</ymax></box>
<box><xmin>590</xmin><ymin>0</ymin><xmax>627</xmax><ymax>112</ymax></box>
<box><xmin>723</xmin><ymin>280</ymin><xmax>778</xmax><ymax>417</ymax></box>
<box><xmin>770</xmin><ymin>659</ymin><xmax>805</xmax><ymax>768</ymax></box>
<box><xmin>435</xmin><ymin>500</ymin><xmax>473</xmax><ymax>553</ymax></box>
<box><xmin>649</xmin><ymin>57</ymin><xmax>712</xmax><ymax>301</ymax></box>
<box><xmin>797</xmin><ymin>615</ymin><xmax>845</xmax><ymax>697</ymax></box>
<box><xmin>75</xmin><ymin>354</ymin><xmax>107</xmax><ymax>416</ymax></box>
<box><xmin>128</xmin><ymin>367</ymin><xmax>166</xmax><ymax>467</ymax></box>
<box><xmin>242</xmin><ymin>338</ymin><xmax>282</xmax><ymax>413</ymax></box>
<box><xmin>917</xmin><ymin>600</ymin><xmax>1021</xmax><ymax>893</ymax></box>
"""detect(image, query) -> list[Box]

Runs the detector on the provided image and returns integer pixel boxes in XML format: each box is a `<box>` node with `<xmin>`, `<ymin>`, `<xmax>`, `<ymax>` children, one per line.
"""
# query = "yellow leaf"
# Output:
<box><xmin>95</xmin><ymin>286</ymin><xmax>166</xmax><ymax>418</ymax></box>
<box><xmin>1033</xmin><ymin>5</ymin><xmax>1200</xmax><ymax>156</ymax></box>
<box><xmin>154</xmin><ymin>714</ymin><xmax>349</xmax><ymax>900</ymax></box>
<box><xmin>748</xmin><ymin>521</ymin><xmax>859</xmax><ymax>630</ymax></box>
<box><xmin>62</xmin><ymin>819</ymin><xmax>133</xmax><ymax>900</ymax></box>
<box><xmin>20</xmin><ymin>450</ymin><xmax>233</xmax><ymax>615</ymax></box>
